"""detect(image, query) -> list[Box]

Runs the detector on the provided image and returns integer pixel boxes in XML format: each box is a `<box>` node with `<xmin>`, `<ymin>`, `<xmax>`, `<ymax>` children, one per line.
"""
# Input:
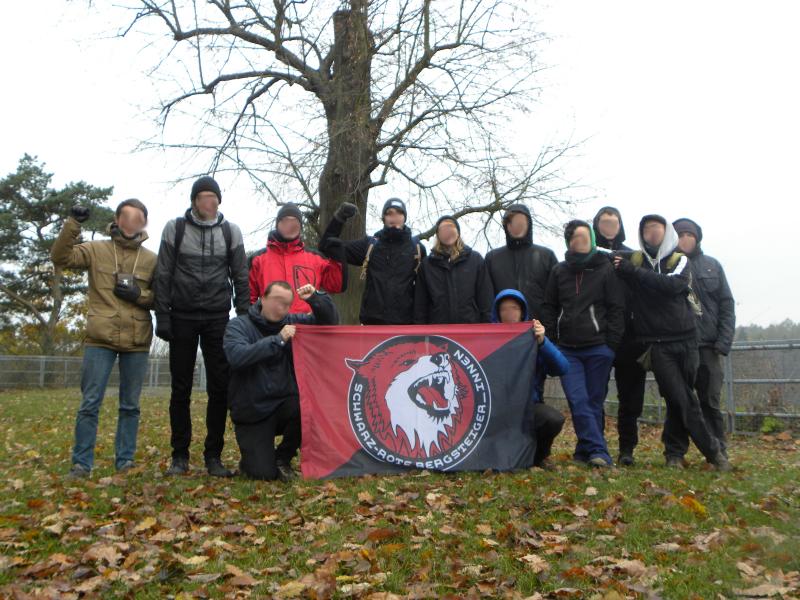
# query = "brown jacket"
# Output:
<box><xmin>51</xmin><ymin>218</ymin><xmax>157</xmax><ymax>352</ymax></box>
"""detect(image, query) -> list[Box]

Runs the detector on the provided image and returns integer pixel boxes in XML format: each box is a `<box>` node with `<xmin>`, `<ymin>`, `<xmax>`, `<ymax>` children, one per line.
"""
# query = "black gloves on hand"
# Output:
<box><xmin>155</xmin><ymin>315</ymin><xmax>173</xmax><ymax>342</ymax></box>
<box><xmin>70</xmin><ymin>206</ymin><xmax>91</xmax><ymax>223</ymax></box>
<box><xmin>334</xmin><ymin>202</ymin><xmax>358</xmax><ymax>222</ymax></box>
<box><xmin>113</xmin><ymin>279</ymin><xmax>141</xmax><ymax>303</ymax></box>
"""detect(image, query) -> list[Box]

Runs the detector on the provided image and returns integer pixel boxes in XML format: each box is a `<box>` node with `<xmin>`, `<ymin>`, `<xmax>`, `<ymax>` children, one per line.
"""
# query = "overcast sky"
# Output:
<box><xmin>1</xmin><ymin>1</ymin><xmax>797</xmax><ymax>326</ymax></box>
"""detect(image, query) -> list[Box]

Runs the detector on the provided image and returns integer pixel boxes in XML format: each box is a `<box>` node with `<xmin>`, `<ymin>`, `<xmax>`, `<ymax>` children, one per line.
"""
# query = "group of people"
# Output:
<box><xmin>53</xmin><ymin>175</ymin><xmax>735</xmax><ymax>481</ymax></box>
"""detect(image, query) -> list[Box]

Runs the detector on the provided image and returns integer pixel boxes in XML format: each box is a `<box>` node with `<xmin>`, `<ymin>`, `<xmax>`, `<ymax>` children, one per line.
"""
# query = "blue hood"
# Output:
<box><xmin>491</xmin><ymin>289</ymin><xmax>530</xmax><ymax>323</ymax></box>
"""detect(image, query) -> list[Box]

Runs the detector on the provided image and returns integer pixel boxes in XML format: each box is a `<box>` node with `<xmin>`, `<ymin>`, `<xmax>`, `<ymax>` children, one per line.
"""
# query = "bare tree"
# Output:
<box><xmin>117</xmin><ymin>0</ymin><xmax>580</xmax><ymax>321</ymax></box>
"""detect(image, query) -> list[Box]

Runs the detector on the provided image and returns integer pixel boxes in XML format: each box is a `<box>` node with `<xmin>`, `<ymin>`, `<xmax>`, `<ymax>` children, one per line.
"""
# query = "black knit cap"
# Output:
<box><xmin>115</xmin><ymin>198</ymin><xmax>148</xmax><ymax>221</ymax></box>
<box><xmin>435</xmin><ymin>215</ymin><xmax>460</xmax><ymax>235</ymax></box>
<box><xmin>190</xmin><ymin>176</ymin><xmax>222</xmax><ymax>204</ymax></box>
<box><xmin>276</xmin><ymin>202</ymin><xmax>303</xmax><ymax>223</ymax></box>
<box><xmin>672</xmin><ymin>218</ymin><xmax>703</xmax><ymax>243</ymax></box>
<box><xmin>382</xmin><ymin>198</ymin><xmax>407</xmax><ymax>220</ymax></box>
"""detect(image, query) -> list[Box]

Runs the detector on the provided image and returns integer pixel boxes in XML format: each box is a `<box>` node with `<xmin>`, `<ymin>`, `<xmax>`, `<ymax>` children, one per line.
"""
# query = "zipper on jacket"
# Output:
<box><xmin>589</xmin><ymin>304</ymin><xmax>600</xmax><ymax>333</ymax></box>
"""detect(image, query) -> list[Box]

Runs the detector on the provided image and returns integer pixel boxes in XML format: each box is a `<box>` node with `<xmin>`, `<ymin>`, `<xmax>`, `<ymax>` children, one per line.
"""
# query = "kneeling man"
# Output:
<box><xmin>223</xmin><ymin>282</ymin><xmax>338</xmax><ymax>480</ymax></box>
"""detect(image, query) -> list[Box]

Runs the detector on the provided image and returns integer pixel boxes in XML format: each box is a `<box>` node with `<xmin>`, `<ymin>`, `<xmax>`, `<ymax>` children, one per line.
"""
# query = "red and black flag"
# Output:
<box><xmin>293</xmin><ymin>323</ymin><xmax>538</xmax><ymax>479</ymax></box>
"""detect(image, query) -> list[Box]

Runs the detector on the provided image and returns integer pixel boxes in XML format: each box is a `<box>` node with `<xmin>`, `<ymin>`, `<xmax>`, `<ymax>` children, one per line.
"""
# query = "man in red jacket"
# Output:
<box><xmin>249</xmin><ymin>203</ymin><xmax>350</xmax><ymax>313</ymax></box>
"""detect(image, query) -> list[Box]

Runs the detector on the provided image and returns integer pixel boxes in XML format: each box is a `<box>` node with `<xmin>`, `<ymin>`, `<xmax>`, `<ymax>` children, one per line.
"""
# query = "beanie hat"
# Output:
<box><xmin>435</xmin><ymin>215</ymin><xmax>460</xmax><ymax>235</ymax></box>
<box><xmin>672</xmin><ymin>218</ymin><xmax>703</xmax><ymax>243</ymax></box>
<box><xmin>382</xmin><ymin>198</ymin><xmax>407</xmax><ymax>221</ymax></box>
<box><xmin>276</xmin><ymin>202</ymin><xmax>303</xmax><ymax>224</ymax></box>
<box><xmin>190</xmin><ymin>176</ymin><xmax>222</xmax><ymax>204</ymax></box>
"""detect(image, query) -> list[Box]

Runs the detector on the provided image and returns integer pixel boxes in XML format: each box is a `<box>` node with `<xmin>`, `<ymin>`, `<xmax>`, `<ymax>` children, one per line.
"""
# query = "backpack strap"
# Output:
<box><xmin>171</xmin><ymin>217</ymin><xmax>186</xmax><ymax>276</ymax></box>
<box><xmin>360</xmin><ymin>237</ymin><xmax>379</xmax><ymax>281</ymax></box>
<box><xmin>666</xmin><ymin>251</ymin><xmax>684</xmax><ymax>271</ymax></box>
<box><xmin>412</xmin><ymin>235</ymin><xmax>422</xmax><ymax>274</ymax></box>
<box><xmin>631</xmin><ymin>250</ymin><xmax>643</xmax><ymax>267</ymax></box>
<box><xmin>221</xmin><ymin>220</ymin><xmax>233</xmax><ymax>268</ymax></box>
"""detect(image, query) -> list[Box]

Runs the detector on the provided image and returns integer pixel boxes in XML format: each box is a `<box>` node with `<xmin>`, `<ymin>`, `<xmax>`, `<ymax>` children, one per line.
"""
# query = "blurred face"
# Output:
<box><xmin>642</xmin><ymin>221</ymin><xmax>666</xmax><ymax>247</ymax></box>
<box><xmin>194</xmin><ymin>191</ymin><xmax>220</xmax><ymax>220</ymax></box>
<box><xmin>277</xmin><ymin>216</ymin><xmax>302</xmax><ymax>240</ymax></box>
<box><xmin>261</xmin><ymin>285</ymin><xmax>294</xmax><ymax>322</ymax></box>
<box><xmin>436</xmin><ymin>220</ymin><xmax>459</xmax><ymax>246</ymax></box>
<box><xmin>115</xmin><ymin>206</ymin><xmax>147</xmax><ymax>238</ymax></box>
<box><xmin>568</xmin><ymin>226</ymin><xmax>592</xmax><ymax>253</ymax></box>
<box><xmin>506</xmin><ymin>212</ymin><xmax>529</xmax><ymax>239</ymax></box>
<box><xmin>677</xmin><ymin>231</ymin><xmax>697</xmax><ymax>254</ymax></box>
<box><xmin>383</xmin><ymin>208</ymin><xmax>405</xmax><ymax>229</ymax></box>
<box><xmin>597</xmin><ymin>213</ymin><xmax>620</xmax><ymax>240</ymax></box>
<box><xmin>498</xmin><ymin>298</ymin><xmax>524</xmax><ymax>323</ymax></box>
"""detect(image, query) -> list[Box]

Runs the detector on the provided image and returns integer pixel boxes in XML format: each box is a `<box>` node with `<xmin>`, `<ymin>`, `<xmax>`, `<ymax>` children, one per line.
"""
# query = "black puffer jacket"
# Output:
<box><xmin>616</xmin><ymin>216</ymin><xmax>696</xmax><ymax>344</ymax></box>
<box><xmin>413</xmin><ymin>245</ymin><xmax>493</xmax><ymax>324</ymax></box>
<box><xmin>223</xmin><ymin>292</ymin><xmax>338</xmax><ymax>424</ymax></box>
<box><xmin>321</xmin><ymin>223</ymin><xmax>426</xmax><ymax>325</ymax></box>
<box><xmin>541</xmin><ymin>252</ymin><xmax>625</xmax><ymax>351</ymax></box>
<box><xmin>484</xmin><ymin>204</ymin><xmax>558</xmax><ymax>319</ymax></box>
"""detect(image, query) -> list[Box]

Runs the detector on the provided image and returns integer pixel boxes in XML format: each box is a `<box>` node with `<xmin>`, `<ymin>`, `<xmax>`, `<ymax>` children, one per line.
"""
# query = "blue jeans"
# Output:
<box><xmin>560</xmin><ymin>344</ymin><xmax>615</xmax><ymax>464</ymax></box>
<box><xmin>72</xmin><ymin>346</ymin><xmax>149</xmax><ymax>470</ymax></box>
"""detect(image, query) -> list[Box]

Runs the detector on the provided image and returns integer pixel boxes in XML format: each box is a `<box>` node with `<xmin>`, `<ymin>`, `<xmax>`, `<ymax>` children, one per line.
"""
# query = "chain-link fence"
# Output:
<box><xmin>1</xmin><ymin>340</ymin><xmax>798</xmax><ymax>433</ymax></box>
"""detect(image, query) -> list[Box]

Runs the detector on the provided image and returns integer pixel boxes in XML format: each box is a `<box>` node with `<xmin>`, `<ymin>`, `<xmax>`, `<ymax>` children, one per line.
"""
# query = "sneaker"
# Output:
<box><xmin>588</xmin><ymin>456</ymin><xmax>610</xmax><ymax>469</ymax></box>
<box><xmin>618</xmin><ymin>453</ymin><xmax>635</xmax><ymax>467</ymax></box>
<box><xmin>67</xmin><ymin>464</ymin><xmax>91</xmax><ymax>480</ymax></box>
<box><xmin>117</xmin><ymin>460</ymin><xmax>136</xmax><ymax>473</ymax></box>
<box><xmin>276</xmin><ymin>460</ymin><xmax>298</xmax><ymax>482</ymax></box>
<box><xmin>166</xmin><ymin>457</ymin><xmax>189</xmax><ymax>476</ymax></box>
<box><xmin>665</xmin><ymin>457</ymin><xmax>684</xmax><ymax>469</ymax></box>
<box><xmin>205</xmin><ymin>457</ymin><xmax>234</xmax><ymax>478</ymax></box>
<box><xmin>711</xmin><ymin>453</ymin><xmax>733</xmax><ymax>472</ymax></box>
<box><xmin>534</xmin><ymin>458</ymin><xmax>557</xmax><ymax>471</ymax></box>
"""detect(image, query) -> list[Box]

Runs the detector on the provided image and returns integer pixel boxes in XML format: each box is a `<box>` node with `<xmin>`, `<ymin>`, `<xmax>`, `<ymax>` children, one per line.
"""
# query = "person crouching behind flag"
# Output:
<box><xmin>491</xmin><ymin>289</ymin><xmax>568</xmax><ymax>470</ymax></box>
<box><xmin>542</xmin><ymin>220</ymin><xmax>626</xmax><ymax>468</ymax></box>
<box><xmin>223</xmin><ymin>282</ymin><xmax>338</xmax><ymax>481</ymax></box>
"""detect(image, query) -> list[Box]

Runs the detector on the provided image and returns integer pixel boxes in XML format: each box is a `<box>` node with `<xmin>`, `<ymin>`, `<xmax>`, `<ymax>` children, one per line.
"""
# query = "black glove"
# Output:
<box><xmin>70</xmin><ymin>206</ymin><xmax>91</xmax><ymax>223</ymax></box>
<box><xmin>113</xmin><ymin>279</ymin><xmax>141</xmax><ymax>303</ymax></box>
<box><xmin>155</xmin><ymin>315</ymin><xmax>173</xmax><ymax>342</ymax></box>
<box><xmin>334</xmin><ymin>202</ymin><xmax>358</xmax><ymax>222</ymax></box>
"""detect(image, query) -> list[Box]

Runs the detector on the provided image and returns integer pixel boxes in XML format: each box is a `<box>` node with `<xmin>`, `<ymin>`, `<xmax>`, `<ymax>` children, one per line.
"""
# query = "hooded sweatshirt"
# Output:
<box><xmin>616</xmin><ymin>215</ymin><xmax>696</xmax><ymax>343</ymax></box>
<box><xmin>592</xmin><ymin>206</ymin><xmax>632</xmax><ymax>252</ymax></box>
<box><xmin>484</xmin><ymin>204</ymin><xmax>558</xmax><ymax>319</ymax></box>
<box><xmin>491</xmin><ymin>289</ymin><xmax>569</xmax><ymax>404</ymax></box>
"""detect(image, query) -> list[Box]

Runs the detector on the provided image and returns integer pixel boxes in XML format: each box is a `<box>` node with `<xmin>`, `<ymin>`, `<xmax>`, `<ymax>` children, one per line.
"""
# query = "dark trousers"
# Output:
<box><xmin>234</xmin><ymin>397</ymin><xmax>301</xmax><ymax>481</ymax></box>
<box><xmin>614</xmin><ymin>342</ymin><xmax>647</xmax><ymax>455</ymax></box>
<box><xmin>168</xmin><ymin>316</ymin><xmax>230</xmax><ymax>461</ymax></box>
<box><xmin>691</xmin><ymin>346</ymin><xmax>727</xmax><ymax>456</ymax></box>
<box><xmin>652</xmin><ymin>340</ymin><xmax>720</xmax><ymax>462</ymax></box>
<box><xmin>531</xmin><ymin>403</ymin><xmax>565</xmax><ymax>465</ymax></box>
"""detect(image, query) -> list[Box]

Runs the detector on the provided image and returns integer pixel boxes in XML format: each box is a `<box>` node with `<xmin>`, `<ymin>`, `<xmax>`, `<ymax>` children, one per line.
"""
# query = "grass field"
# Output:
<box><xmin>0</xmin><ymin>388</ymin><xmax>798</xmax><ymax>599</ymax></box>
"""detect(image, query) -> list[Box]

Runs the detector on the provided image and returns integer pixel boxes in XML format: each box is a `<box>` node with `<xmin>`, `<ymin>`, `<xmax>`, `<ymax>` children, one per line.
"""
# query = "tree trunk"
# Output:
<box><xmin>318</xmin><ymin>2</ymin><xmax>376</xmax><ymax>324</ymax></box>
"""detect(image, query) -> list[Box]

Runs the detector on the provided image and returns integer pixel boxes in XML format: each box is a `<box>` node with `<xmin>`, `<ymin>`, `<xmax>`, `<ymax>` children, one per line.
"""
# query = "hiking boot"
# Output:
<box><xmin>618</xmin><ymin>453</ymin><xmax>635</xmax><ymax>467</ymax></box>
<box><xmin>588</xmin><ymin>456</ymin><xmax>610</xmax><ymax>469</ymax></box>
<box><xmin>534</xmin><ymin>458</ymin><xmax>557</xmax><ymax>471</ymax></box>
<box><xmin>276</xmin><ymin>460</ymin><xmax>298</xmax><ymax>482</ymax></box>
<box><xmin>67</xmin><ymin>464</ymin><xmax>91</xmax><ymax>480</ymax></box>
<box><xmin>711</xmin><ymin>453</ymin><xmax>733</xmax><ymax>472</ymax></box>
<box><xmin>116</xmin><ymin>460</ymin><xmax>136</xmax><ymax>473</ymax></box>
<box><xmin>165</xmin><ymin>457</ymin><xmax>189</xmax><ymax>476</ymax></box>
<box><xmin>665</xmin><ymin>456</ymin><xmax>684</xmax><ymax>469</ymax></box>
<box><xmin>205</xmin><ymin>457</ymin><xmax>234</xmax><ymax>478</ymax></box>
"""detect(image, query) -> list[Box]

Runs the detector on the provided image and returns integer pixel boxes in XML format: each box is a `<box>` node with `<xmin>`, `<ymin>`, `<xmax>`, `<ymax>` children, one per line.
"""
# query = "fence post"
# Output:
<box><xmin>724</xmin><ymin>352</ymin><xmax>736</xmax><ymax>435</ymax></box>
<box><xmin>38</xmin><ymin>357</ymin><xmax>46</xmax><ymax>387</ymax></box>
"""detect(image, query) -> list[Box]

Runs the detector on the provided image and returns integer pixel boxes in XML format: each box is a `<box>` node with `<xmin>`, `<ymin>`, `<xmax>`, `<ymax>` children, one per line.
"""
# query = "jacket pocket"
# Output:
<box><xmin>93</xmin><ymin>265</ymin><xmax>116</xmax><ymax>291</ymax></box>
<box><xmin>86</xmin><ymin>309</ymin><xmax>119</xmax><ymax>346</ymax></box>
